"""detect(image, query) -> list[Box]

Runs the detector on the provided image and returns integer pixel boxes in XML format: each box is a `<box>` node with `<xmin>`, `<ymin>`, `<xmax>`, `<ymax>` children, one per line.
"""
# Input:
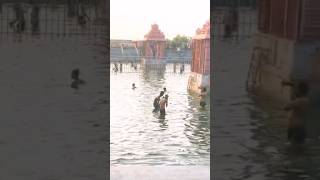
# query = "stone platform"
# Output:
<box><xmin>111</xmin><ymin>165</ymin><xmax>210</xmax><ymax>180</ymax></box>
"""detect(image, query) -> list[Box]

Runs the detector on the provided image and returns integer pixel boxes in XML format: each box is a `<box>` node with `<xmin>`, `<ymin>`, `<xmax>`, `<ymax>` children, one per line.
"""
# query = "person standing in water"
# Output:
<box><xmin>153</xmin><ymin>91</ymin><xmax>164</xmax><ymax>112</ymax></box>
<box><xmin>120</xmin><ymin>63</ymin><xmax>123</xmax><ymax>73</ymax></box>
<box><xmin>113</xmin><ymin>63</ymin><xmax>118</xmax><ymax>72</ymax></box>
<box><xmin>283</xmin><ymin>82</ymin><xmax>309</xmax><ymax>144</ymax></box>
<box><xmin>199</xmin><ymin>87</ymin><xmax>207</xmax><ymax>108</ymax></box>
<box><xmin>163</xmin><ymin>87</ymin><xmax>167</xmax><ymax>93</ymax></box>
<box><xmin>159</xmin><ymin>95</ymin><xmax>169</xmax><ymax>117</ymax></box>
<box><xmin>180</xmin><ymin>64</ymin><xmax>185</xmax><ymax>74</ymax></box>
<box><xmin>71</xmin><ymin>68</ymin><xmax>85</xmax><ymax>89</ymax></box>
<box><xmin>132</xmin><ymin>83</ymin><xmax>136</xmax><ymax>89</ymax></box>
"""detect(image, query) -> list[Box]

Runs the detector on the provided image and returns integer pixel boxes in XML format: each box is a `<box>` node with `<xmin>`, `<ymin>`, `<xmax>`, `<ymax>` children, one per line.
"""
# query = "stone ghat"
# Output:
<box><xmin>111</xmin><ymin>165</ymin><xmax>210</xmax><ymax>180</ymax></box>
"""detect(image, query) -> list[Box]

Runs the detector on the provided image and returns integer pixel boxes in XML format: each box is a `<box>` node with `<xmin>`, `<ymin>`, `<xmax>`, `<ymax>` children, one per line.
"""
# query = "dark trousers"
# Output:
<box><xmin>153</xmin><ymin>104</ymin><xmax>159</xmax><ymax>112</ymax></box>
<box><xmin>160</xmin><ymin>109</ymin><xmax>165</xmax><ymax>116</ymax></box>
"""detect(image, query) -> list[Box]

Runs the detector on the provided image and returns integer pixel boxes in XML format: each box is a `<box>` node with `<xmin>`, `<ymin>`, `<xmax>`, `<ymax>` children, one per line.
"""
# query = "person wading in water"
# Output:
<box><xmin>163</xmin><ymin>87</ymin><xmax>167</xmax><ymax>93</ymax></box>
<box><xmin>282</xmin><ymin>81</ymin><xmax>309</xmax><ymax>145</ymax></box>
<box><xmin>132</xmin><ymin>83</ymin><xmax>136</xmax><ymax>89</ymax></box>
<box><xmin>199</xmin><ymin>87</ymin><xmax>207</xmax><ymax>108</ymax></box>
<box><xmin>71</xmin><ymin>68</ymin><xmax>85</xmax><ymax>89</ymax></box>
<box><xmin>159</xmin><ymin>95</ymin><xmax>169</xmax><ymax>118</ymax></box>
<box><xmin>153</xmin><ymin>91</ymin><xmax>164</xmax><ymax>112</ymax></box>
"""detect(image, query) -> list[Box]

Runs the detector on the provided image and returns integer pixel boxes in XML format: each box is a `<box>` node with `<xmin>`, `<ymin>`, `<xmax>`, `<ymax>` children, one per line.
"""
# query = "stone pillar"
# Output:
<box><xmin>0</xmin><ymin>0</ymin><xmax>2</xmax><ymax>14</ymax></box>
<box><xmin>95</xmin><ymin>0</ymin><xmax>107</xmax><ymax>22</ymax></box>
<box><xmin>143</xmin><ymin>24</ymin><xmax>166</xmax><ymax>59</ymax></box>
<box><xmin>67</xmin><ymin>0</ymin><xmax>77</xmax><ymax>17</ymax></box>
<box><xmin>188</xmin><ymin>20</ymin><xmax>210</xmax><ymax>94</ymax></box>
<box><xmin>31</xmin><ymin>5</ymin><xmax>40</xmax><ymax>32</ymax></box>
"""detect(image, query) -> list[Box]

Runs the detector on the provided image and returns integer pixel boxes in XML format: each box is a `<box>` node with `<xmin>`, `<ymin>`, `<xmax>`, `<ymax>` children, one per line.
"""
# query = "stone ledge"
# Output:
<box><xmin>111</xmin><ymin>165</ymin><xmax>210</xmax><ymax>180</ymax></box>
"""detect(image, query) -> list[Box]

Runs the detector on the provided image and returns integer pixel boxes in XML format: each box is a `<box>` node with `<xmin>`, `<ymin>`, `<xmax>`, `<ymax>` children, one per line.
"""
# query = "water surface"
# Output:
<box><xmin>213</xmin><ymin>39</ymin><xmax>320</xmax><ymax>180</ymax></box>
<box><xmin>111</xmin><ymin>67</ymin><xmax>210</xmax><ymax>166</ymax></box>
<box><xmin>0</xmin><ymin>34</ymin><xmax>107</xmax><ymax>179</ymax></box>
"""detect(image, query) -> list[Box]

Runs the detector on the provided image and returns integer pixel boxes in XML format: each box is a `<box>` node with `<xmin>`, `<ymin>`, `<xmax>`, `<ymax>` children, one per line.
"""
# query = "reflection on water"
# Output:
<box><xmin>111</xmin><ymin>66</ymin><xmax>210</xmax><ymax>165</ymax></box>
<box><xmin>213</xmin><ymin>40</ymin><xmax>320</xmax><ymax>180</ymax></box>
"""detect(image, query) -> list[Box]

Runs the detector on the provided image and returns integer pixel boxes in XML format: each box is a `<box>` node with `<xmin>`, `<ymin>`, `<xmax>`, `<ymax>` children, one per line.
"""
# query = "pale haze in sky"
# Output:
<box><xmin>111</xmin><ymin>0</ymin><xmax>210</xmax><ymax>40</ymax></box>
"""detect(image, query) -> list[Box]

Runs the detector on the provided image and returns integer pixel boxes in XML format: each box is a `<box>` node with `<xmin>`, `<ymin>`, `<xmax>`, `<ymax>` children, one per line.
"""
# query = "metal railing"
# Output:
<box><xmin>211</xmin><ymin>0</ymin><xmax>258</xmax><ymax>42</ymax></box>
<box><xmin>110</xmin><ymin>55</ymin><xmax>192</xmax><ymax>63</ymax></box>
<box><xmin>0</xmin><ymin>1</ymin><xmax>107</xmax><ymax>38</ymax></box>
<box><xmin>110</xmin><ymin>58</ymin><xmax>192</xmax><ymax>74</ymax></box>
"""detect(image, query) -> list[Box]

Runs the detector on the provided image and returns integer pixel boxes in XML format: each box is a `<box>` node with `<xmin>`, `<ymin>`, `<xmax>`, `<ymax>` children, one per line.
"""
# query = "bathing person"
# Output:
<box><xmin>132</xmin><ymin>83</ymin><xmax>136</xmax><ymax>89</ymax></box>
<box><xmin>283</xmin><ymin>82</ymin><xmax>309</xmax><ymax>144</ymax></box>
<box><xmin>71</xmin><ymin>68</ymin><xmax>85</xmax><ymax>89</ymax></box>
<box><xmin>113</xmin><ymin>63</ymin><xmax>118</xmax><ymax>72</ymax></box>
<box><xmin>77</xmin><ymin>3</ymin><xmax>90</xmax><ymax>27</ymax></box>
<box><xmin>159</xmin><ymin>95</ymin><xmax>169</xmax><ymax>117</ymax></box>
<box><xmin>163</xmin><ymin>87</ymin><xmax>167</xmax><ymax>93</ymax></box>
<box><xmin>223</xmin><ymin>8</ymin><xmax>237</xmax><ymax>39</ymax></box>
<box><xmin>199</xmin><ymin>87</ymin><xmax>207</xmax><ymax>108</ymax></box>
<box><xmin>77</xmin><ymin>12</ymin><xmax>87</xmax><ymax>26</ymax></box>
<box><xmin>153</xmin><ymin>91</ymin><xmax>164</xmax><ymax>112</ymax></box>
<box><xmin>120</xmin><ymin>63</ymin><xmax>123</xmax><ymax>73</ymax></box>
<box><xmin>10</xmin><ymin>3</ymin><xmax>25</xmax><ymax>33</ymax></box>
<box><xmin>180</xmin><ymin>64</ymin><xmax>185</xmax><ymax>74</ymax></box>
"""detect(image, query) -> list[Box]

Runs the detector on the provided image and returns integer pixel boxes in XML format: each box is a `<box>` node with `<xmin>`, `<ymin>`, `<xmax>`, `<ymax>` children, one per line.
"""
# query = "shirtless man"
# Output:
<box><xmin>159</xmin><ymin>95</ymin><xmax>169</xmax><ymax>117</ymax></box>
<box><xmin>153</xmin><ymin>91</ymin><xmax>164</xmax><ymax>112</ymax></box>
<box><xmin>283</xmin><ymin>82</ymin><xmax>309</xmax><ymax>144</ymax></box>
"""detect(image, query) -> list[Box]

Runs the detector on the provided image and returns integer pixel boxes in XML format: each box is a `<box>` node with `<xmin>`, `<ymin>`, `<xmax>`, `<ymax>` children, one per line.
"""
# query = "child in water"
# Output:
<box><xmin>132</xmin><ymin>83</ymin><xmax>136</xmax><ymax>89</ymax></box>
<box><xmin>283</xmin><ymin>81</ymin><xmax>309</xmax><ymax>144</ymax></box>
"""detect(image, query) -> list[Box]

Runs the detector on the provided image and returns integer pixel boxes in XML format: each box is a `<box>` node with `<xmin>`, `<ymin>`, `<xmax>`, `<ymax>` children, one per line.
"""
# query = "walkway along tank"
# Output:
<box><xmin>188</xmin><ymin>20</ymin><xmax>210</xmax><ymax>94</ymax></box>
<box><xmin>141</xmin><ymin>24</ymin><xmax>166</xmax><ymax>70</ymax></box>
<box><xmin>247</xmin><ymin>0</ymin><xmax>320</xmax><ymax>137</ymax></box>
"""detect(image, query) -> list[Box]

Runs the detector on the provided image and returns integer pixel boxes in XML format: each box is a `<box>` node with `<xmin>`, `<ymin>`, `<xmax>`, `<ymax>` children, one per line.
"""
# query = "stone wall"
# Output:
<box><xmin>250</xmin><ymin>33</ymin><xmax>295</xmax><ymax>102</ymax></box>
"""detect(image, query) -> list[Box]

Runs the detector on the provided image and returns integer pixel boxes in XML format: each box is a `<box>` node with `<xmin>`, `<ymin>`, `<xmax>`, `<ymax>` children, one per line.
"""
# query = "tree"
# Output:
<box><xmin>167</xmin><ymin>35</ymin><xmax>191</xmax><ymax>49</ymax></box>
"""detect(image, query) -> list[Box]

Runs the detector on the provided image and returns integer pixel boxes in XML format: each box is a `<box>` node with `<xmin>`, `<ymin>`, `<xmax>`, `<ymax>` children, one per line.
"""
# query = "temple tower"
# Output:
<box><xmin>188</xmin><ymin>20</ymin><xmax>210</xmax><ymax>94</ymax></box>
<box><xmin>142</xmin><ymin>24</ymin><xmax>166</xmax><ymax>59</ymax></box>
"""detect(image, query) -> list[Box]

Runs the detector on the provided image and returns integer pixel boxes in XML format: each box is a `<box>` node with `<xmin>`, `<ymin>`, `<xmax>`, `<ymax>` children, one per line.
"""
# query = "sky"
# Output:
<box><xmin>110</xmin><ymin>0</ymin><xmax>210</xmax><ymax>40</ymax></box>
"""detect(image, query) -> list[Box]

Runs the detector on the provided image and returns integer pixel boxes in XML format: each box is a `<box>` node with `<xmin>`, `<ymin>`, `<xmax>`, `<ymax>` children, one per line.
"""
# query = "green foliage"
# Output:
<box><xmin>166</xmin><ymin>35</ymin><xmax>191</xmax><ymax>49</ymax></box>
